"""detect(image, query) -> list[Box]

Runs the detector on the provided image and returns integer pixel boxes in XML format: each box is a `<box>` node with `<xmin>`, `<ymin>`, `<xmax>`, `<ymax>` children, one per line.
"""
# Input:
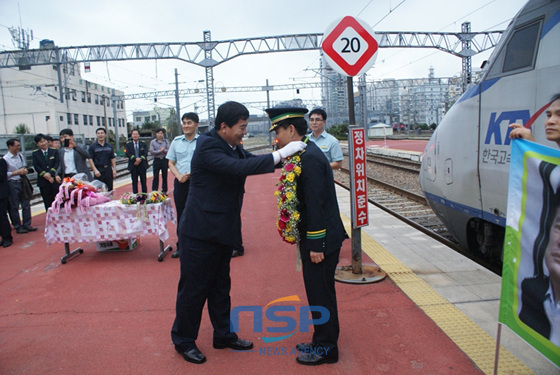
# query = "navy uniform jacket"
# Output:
<box><xmin>297</xmin><ymin>140</ymin><xmax>346</xmax><ymax>259</ymax></box>
<box><xmin>181</xmin><ymin>129</ymin><xmax>275</xmax><ymax>246</ymax></box>
<box><xmin>125</xmin><ymin>140</ymin><xmax>149</xmax><ymax>171</ymax></box>
<box><xmin>32</xmin><ymin>147</ymin><xmax>60</xmax><ymax>188</ymax></box>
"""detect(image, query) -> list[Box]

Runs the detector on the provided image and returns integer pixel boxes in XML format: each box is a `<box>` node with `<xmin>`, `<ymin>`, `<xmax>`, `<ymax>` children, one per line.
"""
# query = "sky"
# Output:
<box><xmin>0</xmin><ymin>0</ymin><xmax>529</xmax><ymax>121</ymax></box>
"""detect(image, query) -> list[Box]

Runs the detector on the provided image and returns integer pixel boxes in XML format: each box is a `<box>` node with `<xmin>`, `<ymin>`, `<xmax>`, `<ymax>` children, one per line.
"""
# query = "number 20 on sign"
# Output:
<box><xmin>350</xmin><ymin>128</ymin><xmax>368</xmax><ymax>228</ymax></box>
<box><xmin>322</xmin><ymin>16</ymin><xmax>379</xmax><ymax>77</ymax></box>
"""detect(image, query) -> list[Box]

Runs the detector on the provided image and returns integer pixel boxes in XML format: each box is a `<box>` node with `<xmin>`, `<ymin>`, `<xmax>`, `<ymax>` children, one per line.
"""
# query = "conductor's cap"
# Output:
<box><xmin>266</xmin><ymin>107</ymin><xmax>308</xmax><ymax>132</ymax></box>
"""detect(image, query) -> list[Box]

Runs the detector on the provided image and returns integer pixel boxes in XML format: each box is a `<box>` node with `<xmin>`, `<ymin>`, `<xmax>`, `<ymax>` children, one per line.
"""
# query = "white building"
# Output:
<box><xmin>0</xmin><ymin>60</ymin><xmax>126</xmax><ymax>141</ymax></box>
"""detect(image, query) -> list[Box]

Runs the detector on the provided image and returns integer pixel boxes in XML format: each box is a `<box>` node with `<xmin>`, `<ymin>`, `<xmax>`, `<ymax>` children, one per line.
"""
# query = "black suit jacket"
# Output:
<box><xmin>297</xmin><ymin>140</ymin><xmax>347</xmax><ymax>259</ymax></box>
<box><xmin>32</xmin><ymin>147</ymin><xmax>60</xmax><ymax>188</ymax></box>
<box><xmin>181</xmin><ymin>129</ymin><xmax>275</xmax><ymax>246</ymax></box>
<box><xmin>125</xmin><ymin>141</ymin><xmax>149</xmax><ymax>171</ymax></box>
<box><xmin>0</xmin><ymin>158</ymin><xmax>8</xmax><ymax>199</ymax></box>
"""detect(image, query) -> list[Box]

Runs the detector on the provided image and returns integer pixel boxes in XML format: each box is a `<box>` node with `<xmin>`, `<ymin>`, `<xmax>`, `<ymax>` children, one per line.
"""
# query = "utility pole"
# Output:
<box><xmin>174</xmin><ymin>69</ymin><xmax>181</xmax><ymax>135</ymax></box>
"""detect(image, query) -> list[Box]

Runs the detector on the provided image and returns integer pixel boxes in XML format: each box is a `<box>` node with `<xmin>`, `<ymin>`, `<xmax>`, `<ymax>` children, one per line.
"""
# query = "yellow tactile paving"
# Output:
<box><xmin>340</xmin><ymin>214</ymin><xmax>533</xmax><ymax>375</ymax></box>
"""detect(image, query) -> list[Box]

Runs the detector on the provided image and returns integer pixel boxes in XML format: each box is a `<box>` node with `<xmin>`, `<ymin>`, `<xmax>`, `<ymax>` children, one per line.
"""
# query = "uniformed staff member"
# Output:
<box><xmin>88</xmin><ymin>127</ymin><xmax>116</xmax><ymax>191</ymax></box>
<box><xmin>308</xmin><ymin>108</ymin><xmax>344</xmax><ymax>170</ymax></box>
<box><xmin>268</xmin><ymin>107</ymin><xmax>347</xmax><ymax>366</ymax></box>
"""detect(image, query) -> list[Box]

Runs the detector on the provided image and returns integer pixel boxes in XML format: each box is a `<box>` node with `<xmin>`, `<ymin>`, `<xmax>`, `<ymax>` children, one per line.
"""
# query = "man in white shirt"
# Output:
<box><xmin>4</xmin><ymin>138</ymin><xmax>37</xmax><ymax>234</ymax></box>
<box><xmin>308</xmin><ymin>108</ymin><xmax>344</xmax><ymax>170</ymax></box>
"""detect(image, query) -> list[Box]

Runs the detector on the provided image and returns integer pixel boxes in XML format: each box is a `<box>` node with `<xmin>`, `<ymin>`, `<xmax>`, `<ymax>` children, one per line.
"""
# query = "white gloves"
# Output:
<box><xmin>278</xmin><ymin>141</ymin><xmax>307</xmax><ymax>159</ymax></box>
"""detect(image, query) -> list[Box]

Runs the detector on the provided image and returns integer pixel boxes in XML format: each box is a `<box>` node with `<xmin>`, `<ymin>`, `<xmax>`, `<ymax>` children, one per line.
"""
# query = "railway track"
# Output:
<box><xmin>335</xmin><ymin>160</ymin><xmax>502</xmax><ymax>275</ymax></box>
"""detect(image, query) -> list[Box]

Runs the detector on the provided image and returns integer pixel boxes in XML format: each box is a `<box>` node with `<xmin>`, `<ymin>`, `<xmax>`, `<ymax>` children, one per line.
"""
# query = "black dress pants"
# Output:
<box><xmin>171</xmin><ymin>236</ymin><xmax>237</xmax><ymax>350</ymax></box>
<box><xmin>301</xmin><ymin>248</ymin><xmax>341</xmax><ymax>355</ymax></box>
<box><xmin>130</xmin><ymin>167</ymin><xmax>147</xmax><ymax>194</ymax></box>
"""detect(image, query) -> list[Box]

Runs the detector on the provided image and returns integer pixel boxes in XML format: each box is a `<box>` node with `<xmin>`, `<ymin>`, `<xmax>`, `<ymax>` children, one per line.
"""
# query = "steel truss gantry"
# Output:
<box><xmin>0</xmin><ymin>25</ymin><xmax>503</xmax><ymax>121</ymax></box>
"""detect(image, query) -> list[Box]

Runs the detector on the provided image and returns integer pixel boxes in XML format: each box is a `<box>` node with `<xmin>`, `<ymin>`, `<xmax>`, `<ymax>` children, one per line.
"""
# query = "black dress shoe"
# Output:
<box><xmin>296</xmin><ymin>342</ymin><xmax>313</xmax><ymax>351</ymax></box>
<box><xmin>175</xmin><ymin>346</ymin><xmax>206</xmax><ymax>364</ymax></box>
<box><xmin>16</xmin><ymin>227</ymin><xmax>28</xmax><ymax>234</ymax></box>
<box><xmin>231</xmin><ymin>249</ymin><xmax>244</xmax><ymax>257</ymax></box>
<box><xmin>23</xmin><ymin>226</ymin><xmax>38</xmax><ymax>232</ymax></box>
<box><xmin>213</xmin><ymin>338</ymin><xmax>253</xmax><ymax>350</ymax></box>
<box><xmin>2</xmin><ymin>239</ymin><xmax>13</xmax><ymax>248</ymax></box>
<box><xmin>296</xmin><ymin>352</ymin><xmax>339</xmax><ymax>366</ymax></box>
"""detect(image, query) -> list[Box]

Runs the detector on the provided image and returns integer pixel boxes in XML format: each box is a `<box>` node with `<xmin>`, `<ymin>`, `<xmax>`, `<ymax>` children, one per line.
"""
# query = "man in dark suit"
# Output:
<box><xmin>0</xmin><ymin>158</ymin><xmax>13</xmax><ymax>247</ymax></box>
<box><xmin>57</xmin><ymin>128</ymin><xmax>93</xmax><ymax>182</ymax></box>
<box><xmin>267</xmin><ymin>107</ymin><xmax>347</xmax><ymax>366</ymax></box>
<box><xmin>32</xmin><ymin>133</ymin><xmax>61</xmax><ymax>211</ymax></box>
<box><xmin>171</xmin><ymin>101</ymin><xmax>307</xmax><ymax>365</ymax></box>
<box><xmin>125</xmin><ymin>129</ymin><xmax>148</xmax><ymax>194</ymax></box>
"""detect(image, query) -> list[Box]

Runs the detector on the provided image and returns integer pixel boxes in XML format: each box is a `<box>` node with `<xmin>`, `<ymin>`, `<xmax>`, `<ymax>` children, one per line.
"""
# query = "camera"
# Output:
<box><xmin>26</xmin><ymin>167</ymin><xmax>35</xmax><ymax>173</ymax></box>
<box><xmin>64</xmin><ymin>139</ymin><xmax>70</xmax><ymax>148</ymax></box>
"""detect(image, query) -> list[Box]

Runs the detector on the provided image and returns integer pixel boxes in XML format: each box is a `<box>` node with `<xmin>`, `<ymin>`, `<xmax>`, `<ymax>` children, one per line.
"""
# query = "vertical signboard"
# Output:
<box><xmin>350</xmin><ymin>128</ymin><xmax>368</xmax><ymax>228</ymax></box>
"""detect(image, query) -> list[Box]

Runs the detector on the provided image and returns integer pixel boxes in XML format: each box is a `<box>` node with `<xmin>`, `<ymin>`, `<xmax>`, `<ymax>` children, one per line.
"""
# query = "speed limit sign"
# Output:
<box><xmin>322</xmin><ymin>16</ymin><xmax>379</xmax><ymax>77</ymax></box>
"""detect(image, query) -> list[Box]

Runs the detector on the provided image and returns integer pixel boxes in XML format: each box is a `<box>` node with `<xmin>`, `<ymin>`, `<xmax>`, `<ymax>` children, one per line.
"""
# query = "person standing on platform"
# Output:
<box><xmin>308</xmin><ymin>108</ymin><xmax>344</xmax><ymax>170</ymax></box>
<box><xmin>4</xmin><ymin>138</ymin><xmax>38</xmax><ymax>234</ymax></box>
<box><xmin>268</xmin><ymin>107</ymin><xmax>347</xmax><ymax>366</ymax></box>
<box><xmin>150</xmin><ymin>128</ymin><xmax>170</xmax><ymax>194</ymax></box>
<box><xmin>171</xmin><ymin>101</ymin><xmax>307</xmax><ymax>364</ymax></box>
<box><xmin>0</xmin><ymin>158</ymin><xmax>13</xmax><ymax>247</ymax></box>
<box><xmin>58</xmin><ymin>128</ymin><xmax>93</xmax><ymax>181</ymax></box>
<box><xmin>32</xmin><ymin>133</ymin><xmax>61</xmax><ymax>211</ymax></box>
<box><xmin>88</xmin><ymin>127</ymin><xmax>116</xmax><ymax>191</ymax></box>
<box><xmin>166</xmin><ymin>113</ymin><xmax>199</xmax><ymax>258</ymax></box>
<box><xmin>510</xmin><ymin>93</ymin><xmax>560</xmax><ymax>146</ymax></box>
<box><xmin>125</xmin><ymin>129</ymin><xmax>148</xmax><ymax>194</ymax></box>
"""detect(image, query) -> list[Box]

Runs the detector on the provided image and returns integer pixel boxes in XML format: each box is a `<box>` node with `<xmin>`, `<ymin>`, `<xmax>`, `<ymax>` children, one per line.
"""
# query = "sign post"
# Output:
<box><xmin>322</xmin><ymin>16</ymin><xmax>385</xmax><ymax>283</ymax></box>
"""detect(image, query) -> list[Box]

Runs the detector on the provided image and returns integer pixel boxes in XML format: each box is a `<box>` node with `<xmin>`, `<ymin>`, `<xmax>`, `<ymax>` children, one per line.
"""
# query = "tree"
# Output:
<box><xmin>14</xmin><ymin>123</ymin><xmax>30</xmax><ymax>134</ymax></box>
<box><xmin>327</xmin><ymin>124</ymin><xmax>349</xmax><ymax>140</ymax></box>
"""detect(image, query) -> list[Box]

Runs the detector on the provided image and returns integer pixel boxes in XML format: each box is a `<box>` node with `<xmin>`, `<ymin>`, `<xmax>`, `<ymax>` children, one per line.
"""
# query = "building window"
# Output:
<box><xmin>135</xmin><ymin>117</ymin><xmax>141</xmax><ymax>122</ymax></box>
<box><xmin>59</xmin><ymin>115</ymin><xmax>64</xmax><ymax>122</ymax></box>
<box><xmin>71</xmin><ymin>89</ymin><xmax>77</xmax><ymax>101</ymax></box>
<box><xmin>89</xmin><ymin>115</ymin><xmax>93</xmax><ymax>125</ymax></box>
<box><xmin>97</xmin><ymin>116</ymin><xmax>101</xmax><ymax>126</ymax></box>
<box><xmin>81</xmin><ymin>91</ymin><xmax>86</xmax><ymax>102</ymax></box>
<box><xmin>87</xmin><ymin>93</ymin><xmax>91</xmax><ymax>103</ymax></box>
<box><xmin>83</xmin><ymin>115</ymin><xmax>88</xmax><ymax>125</ymax></box>
<box><xmin>94</xmin><ymin>94</ymin><xmax>99</xmax><ymax>105</ymax></box>
<box><xmin>108</xmin><ymin>118</ymin><xmax>112</xmax><ymax>127</ymax></box>
<box><xmin>74</xmin><ymin>114</ymin><xmax>79</xmax><ymax>125</ymax></box>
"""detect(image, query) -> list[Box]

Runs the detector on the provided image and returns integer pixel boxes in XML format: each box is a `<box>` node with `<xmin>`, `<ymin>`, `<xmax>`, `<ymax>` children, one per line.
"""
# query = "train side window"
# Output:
<box><xmin>502</xmin><ymin>21</ymin><xmax>540</xmax><ymax>73</ymax></box>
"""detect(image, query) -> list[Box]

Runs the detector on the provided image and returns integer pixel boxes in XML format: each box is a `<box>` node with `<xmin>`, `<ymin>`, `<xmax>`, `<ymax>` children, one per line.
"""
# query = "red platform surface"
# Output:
<box><xmin>0</xmin><ymin>170</ymin><xmax>481</xmax><ymax>374</ymax></box>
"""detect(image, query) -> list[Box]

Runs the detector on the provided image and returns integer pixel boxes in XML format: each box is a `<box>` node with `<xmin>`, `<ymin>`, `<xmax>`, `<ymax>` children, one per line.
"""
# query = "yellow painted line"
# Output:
<box><xmin>340</xmin><ymin>213</ymin><xmax>533</xmax><ymax>375</ymax></box>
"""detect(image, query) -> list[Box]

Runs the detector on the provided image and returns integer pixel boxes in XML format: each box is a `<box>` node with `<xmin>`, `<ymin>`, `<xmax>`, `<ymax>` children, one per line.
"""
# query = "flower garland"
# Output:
<box><xmin>274</xmin><ymin>152</ymin><xmax>304</xmax><ymax>244</ymax></box>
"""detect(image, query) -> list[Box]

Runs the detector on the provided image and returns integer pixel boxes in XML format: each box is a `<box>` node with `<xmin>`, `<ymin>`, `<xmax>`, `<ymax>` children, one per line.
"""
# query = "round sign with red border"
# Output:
<box><xmin>322</xmin><ymin>16</ymin><xmax>379</xmax><ymax>77</ymax></box>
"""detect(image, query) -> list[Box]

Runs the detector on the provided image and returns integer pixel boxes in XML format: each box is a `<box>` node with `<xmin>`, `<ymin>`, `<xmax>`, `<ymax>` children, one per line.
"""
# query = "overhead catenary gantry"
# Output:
<box><xmin>0</xmin><ymin>25</ymin><xmax>503</xmax><ymax>124</ymax></box>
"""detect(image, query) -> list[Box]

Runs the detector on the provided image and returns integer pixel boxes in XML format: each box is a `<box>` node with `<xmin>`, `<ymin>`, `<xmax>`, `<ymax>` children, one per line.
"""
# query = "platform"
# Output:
<box><xmin>1</xmin><ymin>159</ymin><xmax>558</xmax><ymax>374</ymax></box>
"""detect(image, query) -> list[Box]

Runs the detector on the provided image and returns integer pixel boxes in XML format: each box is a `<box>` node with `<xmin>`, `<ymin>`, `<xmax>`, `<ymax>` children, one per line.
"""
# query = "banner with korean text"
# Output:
<box><xmin>500</xmin><ymin>139</ymin><xmax>560</xmax><ymax>366</ymax></box>
<box><xmin>349</xmin><ymin>128</ymin><xmax>368</xmax><ymax>228</ymax></box>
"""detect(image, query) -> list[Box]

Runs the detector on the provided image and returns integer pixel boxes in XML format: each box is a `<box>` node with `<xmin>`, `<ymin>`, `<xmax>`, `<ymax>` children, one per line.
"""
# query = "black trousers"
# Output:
<box><xmin>151</xmin><ymin>158</ymin><xmax>168</xmax><ymax>193</ymax></box>
<box><xmin>173</xmin><ymin>179</ymin><xmax>190</xmax><ymax>244</ymax></box>
<box><xmin>96</xmin><ymin>165</ymin><xmax>114</xmax><ymax>191</ymax></box>
<box><xmin>0</xmin><ymin>197</ymin><xmax>12</xmax><ymax>241</ymax></box>
<box><xmin>39</xmin><ymin>182</ymin><xmax>60</xmax><ymax>211</ymax></box>
<box><xmin>301</xmin><ymin>248</ymin><xmax>341</xmax><ymax>355</ymax></box>
<box><xmin>171</xmin><ymin>236</ymin><xmax>237</xmax><ymax>350</ymax></box>
<box><xmin>130</xmin><ymin>167</ymin><xmax>147</xmax><ymax>194</ymax></box>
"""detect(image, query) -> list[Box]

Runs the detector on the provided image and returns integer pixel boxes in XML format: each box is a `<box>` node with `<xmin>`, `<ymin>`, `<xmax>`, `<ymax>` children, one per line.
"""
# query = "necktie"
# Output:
<box><xmin>135</xmin><ymin>142</ymin><xmax>139</xmax><ymax>157</ymax></box>
<box><xmin>44</xmin><ymin>150</ymin><xmax>48</xmax><ymax>159</ymax></box>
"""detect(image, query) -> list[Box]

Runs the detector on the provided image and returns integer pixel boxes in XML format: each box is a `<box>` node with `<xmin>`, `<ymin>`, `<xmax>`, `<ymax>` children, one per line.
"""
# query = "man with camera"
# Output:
<box><xmin>57</xmin><ymin>128</ymin><xmax>93</xmax><ymax>182</ymax></box>
<box><xmin>3</xmin><ymin>138</ymin><xmax>37</xmax><ymax>234</ymax></box>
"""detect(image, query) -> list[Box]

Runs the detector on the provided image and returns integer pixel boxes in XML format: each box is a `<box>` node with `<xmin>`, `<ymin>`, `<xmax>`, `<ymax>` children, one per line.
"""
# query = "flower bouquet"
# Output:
<box><xmin>120</xmin><ymin>191</ymin><xmax>168</xmax><ymax>220</ymax></box>
<box><xmin>51</xmin><ymin>176</ymin><xmax>111</xmax><ymax>213</ymax></box>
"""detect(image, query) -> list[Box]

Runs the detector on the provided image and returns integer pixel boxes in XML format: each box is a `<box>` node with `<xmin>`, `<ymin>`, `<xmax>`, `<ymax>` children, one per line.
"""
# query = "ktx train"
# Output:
<box><xmin>420</xmin><ymin>0</ymin><xmax>560</xmax><ymax>262</ymax></box>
